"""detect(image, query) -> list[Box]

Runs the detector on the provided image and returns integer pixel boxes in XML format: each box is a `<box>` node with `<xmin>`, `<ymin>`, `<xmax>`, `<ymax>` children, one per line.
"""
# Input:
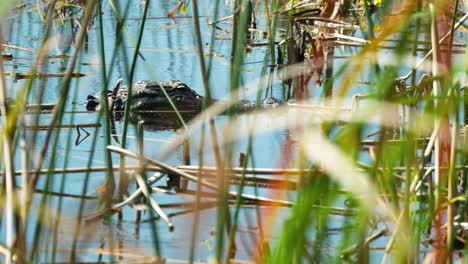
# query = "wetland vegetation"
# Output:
<box><xmin>0</xmin><ymin>0</ymin><xmax>467</xmax><ymax>263</ymax></box>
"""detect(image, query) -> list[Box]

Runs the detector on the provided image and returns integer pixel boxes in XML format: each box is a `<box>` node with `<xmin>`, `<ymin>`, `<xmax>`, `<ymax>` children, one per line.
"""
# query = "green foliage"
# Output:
<box><xmin>0</xmin><ymin>0</ymin><xmax>466</xmax><ymax>263</ymax></box>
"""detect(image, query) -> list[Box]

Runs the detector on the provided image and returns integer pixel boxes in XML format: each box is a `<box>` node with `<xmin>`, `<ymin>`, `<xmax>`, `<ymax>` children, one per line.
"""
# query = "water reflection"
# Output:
<box><xmin>2</xmin><ymin>1</ymin><xmax>299</xmax><ymax>262</ymax></box>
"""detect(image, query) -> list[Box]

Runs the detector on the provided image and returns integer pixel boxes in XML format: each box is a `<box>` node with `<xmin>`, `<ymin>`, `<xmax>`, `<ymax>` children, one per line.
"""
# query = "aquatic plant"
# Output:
<box><xmin>0</xmin><ymin>0</ymin><xmax>466</xmax><ymax>263</ymax></box>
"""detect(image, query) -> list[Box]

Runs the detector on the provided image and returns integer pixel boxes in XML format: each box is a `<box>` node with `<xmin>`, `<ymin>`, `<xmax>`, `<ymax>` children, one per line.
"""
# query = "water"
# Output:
<box><xmin>2</xmin><ymin>1</ymin><xmax>303</xmax><ymax>262</ymax></box>
<box><xmin>3</xmin><ymin>1</ymin><xmax>465</xmax><ymax>262</ymax></box>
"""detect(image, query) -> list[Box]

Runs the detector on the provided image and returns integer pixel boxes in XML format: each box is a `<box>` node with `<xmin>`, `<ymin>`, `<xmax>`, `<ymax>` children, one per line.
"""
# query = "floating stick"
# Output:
<box><xmin>107</xmin><ymin>146</ymin><xmax>293</xmax><ymax>207</ymax></box>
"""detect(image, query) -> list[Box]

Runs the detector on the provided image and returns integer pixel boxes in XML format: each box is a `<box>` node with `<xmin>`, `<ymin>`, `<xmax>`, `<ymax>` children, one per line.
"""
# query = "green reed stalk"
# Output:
<box><xmin>446</xmin><ymin>0</ymin><xmax>460</xmax><ymax>255</ymax></box>
<box><xmin>97</xmin><ymin>0</ymin><xmax>115</xmax><ymax>213</ymax></box>
<box><xmin>280</xmin><ymin>0</ymin><xmax>294</xmax><ymax>99</ymax></box>
<box><xmin>106</xmin><ymin>1</ymin><xmax>191</xmax><ymax>131</ymax></box>
<box><xmin>409</xmin><ymin>3</ymin><xmax>425</xmax><ymax>260</ymax></box>
<box><xmin>189</xmin><ymin>0</ymin><xmax>223</xmax><ymax>261</ymax></box>
<box><xmin>206</xmin><ymin>0</ymin><xmax>222</xmax><ymax>74</ymax></box>
<box><xmin>50</xmin><ymin>76</ymin><xmax>82</xmax><ymax>263</ymax></box>
<box><xmin>270</xmin><ymin>170</ymin><xmax>333</xmax><ymax>262</ymax></box>
<box><xmin>120</xmin><ymin>0</ymin><xmax>150</xmax><ymax>150</ymax></box>
<box><xmin>0</xmin><ymin>36</ymin><xmax>16</xmax><ymax>264</ymax></box>
<box><xmin>118</xmin><ymin>0</ymin><xmax>149</xmax><ymax>211</ymax></box>
<box><xmin>230</xmin><ymin>0</ymin><xmax>250</xmax><ymax>94</ymax></box>
<box><xmin>191</xmin><ymin>0</ymin><xmax>235</xmax><ymax>261</ymax></box>
<box><xmin>265</xmin><ymin>0</ymin><xmax>278</xmax><ymax>95</ymax></box>
<box><xmin>247</xmin><ymin>145</ymin><xmax>266</xmax><ymax>262</ymax></box>
<box><xmin>137</xmin><ymin>122</ymin><xmax>161</xmax><ymax>257</ymax></box>
<box><xmin>17</xmin><ymin>1</ymin><xmax>58</xmax><ymax>204</ymax></box>
<box><xmin>447</xmin><ymin>84</ymin><xmax>459</xmax><ymax>257</ymax></box>
<box><xmin>225</xmin><ymin>135</ymin><xmax>253</xmax><ymax>264</ymax></box>
<box><xmin>0</xmin><ymin>1</ymin><xmax>58</xmax><ymax>261</ymax></box>
<box><xmin>15</xmin><ymin>1</ymin><xmax>61</xmax><ymax>261</ymax></box>
<box><xmin>216</xmin><ymin>0</ymin><xmax>255</xmax><ymax>260</ymax></box>
<box><xmin>107</xmin><ymin>0</ymin><xmax>162</xmax><ymax>256</ymax></box>
<box><xmin>191</xmin><ymin>0</ymin><xmax>213</xmax><ymax>102</ymax></box>
<box><xmin>188</xmin><ymin>124</ymin><xmax>206</xmax><ymax>264</ymax></box>
<box><xmin>69</xmin><ymin>115</ymin><xmax>104</xmax><ymax>262</ymax></box>
<box><xmin>106</xmin><ymin>0</ymin><xmax>132</xmax><ymax>83</ymax></box>
<box><xmin>28</xmin><ymin>0</ymin><xmax>97</xmax><ymax>192</ymax></box>
<box><xmin>429</xmin><ymin>3</ymin><xmax>443</xmax><ymax>261</ymax></box>
<box><xmin>361</xmin><ymin>0</ymin><xmax>374</xmax><ymax>40</ymax></box>
<box><xmin>94</xmin><ymin>0</ymin><xmax>135</xmax><ymax>259</ymax></box>
<box><xmin>29</xmin><ymin>120</ymin><xmax>63</xmax><ymax>261</ymax></box>
<box><xmin>257</xmin><ymin>0</ymin><xmax>272</xmax><ymax>98</ymax></box>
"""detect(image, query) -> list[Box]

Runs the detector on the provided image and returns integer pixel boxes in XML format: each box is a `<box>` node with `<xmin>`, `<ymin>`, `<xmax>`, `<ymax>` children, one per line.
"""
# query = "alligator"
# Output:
<box><xmin>86</xmin><ymin>79</ymin><xmax>282</xmax><ymax>129</ymax></box>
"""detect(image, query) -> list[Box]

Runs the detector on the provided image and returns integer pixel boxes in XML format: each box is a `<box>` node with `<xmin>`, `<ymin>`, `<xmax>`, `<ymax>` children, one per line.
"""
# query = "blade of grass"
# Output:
<box><xmin>118</xmin><ymin>0</ymin><xmax>150</xmax><ymax>207</ymax></box>
<box><xmin>28</xmin><ymin>0</ymin><xmax>98</xmax><ymax>193</ymax></box>
<box><xmin>0</xmin><ymin>34</ymin><xmax>16</xmax><ymax>264</ymax></box>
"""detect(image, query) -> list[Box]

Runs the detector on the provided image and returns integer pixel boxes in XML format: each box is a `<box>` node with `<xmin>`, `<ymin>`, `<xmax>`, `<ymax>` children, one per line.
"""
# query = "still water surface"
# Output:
<box><xmin>0</xmin><ymin>0</ymin><xmax>411</xmax><ymax>262</ymax></box>
<box><xmin>2</xmin><ymin>1</ymin><xmax>303</xmax><ymax>262</ymax></box>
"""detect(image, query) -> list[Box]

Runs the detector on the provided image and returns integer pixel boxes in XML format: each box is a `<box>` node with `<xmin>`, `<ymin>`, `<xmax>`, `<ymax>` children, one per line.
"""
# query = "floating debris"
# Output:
<box><xmin>4</xmin><ymin>72</ymin><xmax>87</xmax><ymax>80</ymax></box>
<box><xmin>1</xmin><ymin>54</ymin><xmax>13</xmax><ymax>60</ymax></box>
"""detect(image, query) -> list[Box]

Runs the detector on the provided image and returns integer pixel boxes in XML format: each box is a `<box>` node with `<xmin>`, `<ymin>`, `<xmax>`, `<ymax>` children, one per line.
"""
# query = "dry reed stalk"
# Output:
<box><xmin>0</xmin><ymin>38</ymin><xmax>16</xmax><ymax>264</ymax></box>
<box><xmin>107</xmin><ymin>145</ymin><xmax>293</xmax><ymax>207</ymax></box>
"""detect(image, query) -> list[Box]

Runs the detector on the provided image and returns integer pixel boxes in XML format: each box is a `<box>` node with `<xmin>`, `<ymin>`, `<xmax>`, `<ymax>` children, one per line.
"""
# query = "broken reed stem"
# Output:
<box><xmin>84</xmin><ymin>173</ymin><xmax>165</xmax><ymax>221</ymax></box>
<box><xmin>107</xmin><ymin>145</ymin><xmax>293</xmax><ymax>207</ymax></box>
<box><xmin>25</xmin><ymin>123</ymin><xmax>100</xmax><ymax>130</ymax></box>
<box><xmin>399</xmin><ymin>12</ymin><xmax>468</xmax><ymax>81</ymax></box>
<box><xmin>181</xmin><ymin>139</ymin><xmax>190</xmax><ymax>190</ymax></box>
<box><xmin>208</xmin><ymin>14</ymin><xmax>233</xmax><ymax>25</ymax></box>
<box><xmin>142</xmin><ymin>202</ymin><xmax>220</xmax><ymax>223</ymax></box>
<box><xmin>29</xmin><ymin>187</ymin><xmax>97</xmax><ymax>200</ymax></box>
<box><xmin>134</xmin><ymin>173</ymin><xmax>174</xmax><ymax>231</ymax></box>
<box><xmin>148</xmin><ymin>189</ymin><xmax>353</xmax><ymax>215</ymax></box>
<box><xmin>0</xmin><ymin>43</ymin><xmax>36</xmax><ymax>52</ymax></box>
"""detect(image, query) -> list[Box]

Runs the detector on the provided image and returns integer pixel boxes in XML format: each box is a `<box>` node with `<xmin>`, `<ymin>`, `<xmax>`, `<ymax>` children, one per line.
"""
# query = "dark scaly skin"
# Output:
<box><xmin>85</xmin><ymin>79</ymin><xmax>282</xmax><ymax>124</ymax></box>
<box><xmin>117</xmin><ymin>80</ymin><xmax>204</xmax><ymax>113</ymax></box>
<box><xmin>86</xmin><ymin>80</ymin><xmax>204</xmax><ymax>114</ymax></box>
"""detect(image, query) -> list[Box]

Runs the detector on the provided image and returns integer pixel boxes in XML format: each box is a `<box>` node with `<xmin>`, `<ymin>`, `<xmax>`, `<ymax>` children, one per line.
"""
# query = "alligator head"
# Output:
<box><xmin>85</xmin><ymin>79</ymin><xmax>123</xmax><ymax>112</ymax></box>
<box><xmin>85</xmin><ymin>79</ymin><xmax>283</xmax><ymax>131</ymax></box>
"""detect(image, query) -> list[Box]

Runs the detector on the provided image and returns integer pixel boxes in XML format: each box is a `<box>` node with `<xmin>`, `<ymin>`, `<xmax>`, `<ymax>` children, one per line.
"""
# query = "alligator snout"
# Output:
<box><xmin>86</xmin><ymin>95</ymin><xmax>100</xmax><ymax>111</ymax></box>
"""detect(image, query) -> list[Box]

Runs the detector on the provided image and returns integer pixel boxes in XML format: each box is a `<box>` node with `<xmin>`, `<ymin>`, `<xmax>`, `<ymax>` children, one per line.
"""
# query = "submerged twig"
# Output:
<box><xmin>107</xmin><ymin>146</ymin><xmax>293</xmax><ymax>207</ymax></box>
<box><xmin>134</xmin><ymin>173</ymin><xmax>174</xmax><ymax>231</ymax></box>
<box><xmin>84</xmin><ymin>173</ymin><xmax>164</xmax><ymax>221</ymax></box>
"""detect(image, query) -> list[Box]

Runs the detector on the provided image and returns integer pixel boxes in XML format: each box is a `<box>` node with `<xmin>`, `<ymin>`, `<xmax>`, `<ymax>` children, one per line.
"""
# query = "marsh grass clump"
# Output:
<box><xmin>0</xmin><ymin>0</ymin><xmax>466</xmax><ymax>263</ymax></box>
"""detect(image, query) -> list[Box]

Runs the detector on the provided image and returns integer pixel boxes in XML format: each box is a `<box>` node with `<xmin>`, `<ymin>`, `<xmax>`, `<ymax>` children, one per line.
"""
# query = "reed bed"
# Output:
<box><xmin>0</xmin><ymin>0</ymin><xmax>466</xmax><ymax>263</ymax></box>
